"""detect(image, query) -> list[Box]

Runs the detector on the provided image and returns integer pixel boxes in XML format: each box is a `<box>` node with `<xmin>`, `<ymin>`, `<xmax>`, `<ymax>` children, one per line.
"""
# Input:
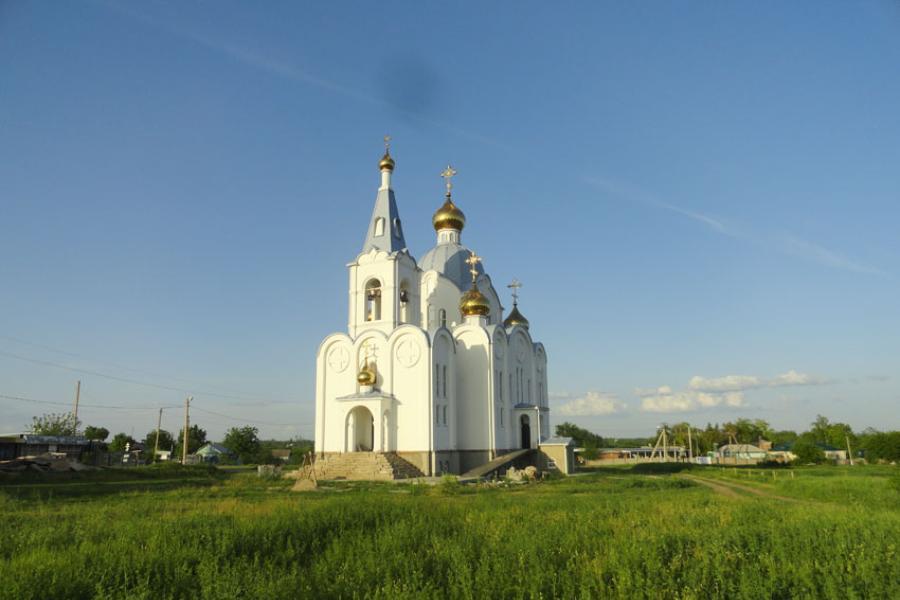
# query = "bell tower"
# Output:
<box><xmin>348</xmin><ymin>138</ymin><xmax>420</xmax><ymax>337</ymax></box>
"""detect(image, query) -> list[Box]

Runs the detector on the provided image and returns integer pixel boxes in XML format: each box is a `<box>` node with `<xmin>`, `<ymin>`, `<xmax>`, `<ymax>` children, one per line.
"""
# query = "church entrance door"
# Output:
<box><xmin>347</xmin><ymin>406</ymin><xmax>375</xmax><ymax>452</ymax></box>
<box><xmin>520</xmin><ymin>415</ymin><xmax>531</xmax><ymax>449</ymax></box>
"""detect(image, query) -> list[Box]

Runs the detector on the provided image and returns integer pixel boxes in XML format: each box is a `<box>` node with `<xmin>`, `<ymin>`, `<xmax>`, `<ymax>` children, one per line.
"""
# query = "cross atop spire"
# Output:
<box><xmin>507</xmin><ymin>279</ymin><xmax>522</xmax><ymax>304</ymax></box>
<box><xmin>441</xmin><ymin>164</ymin><xmax>457</xmax><ymax>196</ymax></box>
<box><xmin>465</xmin><ymin>251</ymin><xmax>482</xmax><ymax>283</ymax></box>
<box><xmin>384</xmin><ymin>134</ymin><xmax>391</xmax><ymax>152</ymax></box>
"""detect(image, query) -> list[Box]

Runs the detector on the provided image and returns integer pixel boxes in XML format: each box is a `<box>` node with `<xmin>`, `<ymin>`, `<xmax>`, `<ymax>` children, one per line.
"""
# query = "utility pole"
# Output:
<box><xmin>181</xmin><ymin>396</ymin><xmax>192</xmax><ymax>465</ymax></box>
<box><xmin>845</xmin><ymin>435</ymin><xmax>855</xmax><ymax>466</ymax></box>
<box><xmin>662</xmin><ymin>427</ymin><xmax>668</xmax><ymax>462</ymax></box>
<box><xmin>72</xmin><ymin>380</ymin><xmax>81</xmax><ymax>429</ymax></box>
<box><xmin>153</xmin><ymin>408</ymin><xmax>163</xmax><ymax>462</ymax></box>
<box><xmin>687</xmin><ymin>426</ymin><xmax>694</xmax><ymax>463</ymax></box>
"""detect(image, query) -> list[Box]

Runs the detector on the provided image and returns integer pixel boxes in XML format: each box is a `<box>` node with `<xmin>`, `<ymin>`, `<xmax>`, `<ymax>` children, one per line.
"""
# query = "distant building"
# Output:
<box><xmin>717</xmin><ymin>443</ymin><xmax>767</xmax><ymax>464</ymax></box>
<box><xmin>0</xmin><ymin>433</ymin><xmax>91</xmax><ymax>461</ymax></box>
<box><xmin>271</xmin><ymin>449</ymin><xmax>291</xmax><ymax>463</ymax></box>
<box><xmin>194</xmin><ymin>443</ymin><xmax>235</xmax><ymax>464</ymax></box>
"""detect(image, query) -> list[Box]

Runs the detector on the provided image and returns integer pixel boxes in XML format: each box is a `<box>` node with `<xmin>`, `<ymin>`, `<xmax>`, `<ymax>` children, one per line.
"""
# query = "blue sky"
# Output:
<box><xmin>1</xmin><ymin>1</ymin><xmax>898</xmax><ymax>441</ymax></box>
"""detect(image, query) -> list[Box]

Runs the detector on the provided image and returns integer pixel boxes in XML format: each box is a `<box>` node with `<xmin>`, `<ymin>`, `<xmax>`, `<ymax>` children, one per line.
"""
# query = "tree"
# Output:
<box><xmin>770</xmin><ymin>430</ymin><xmax>798</xmax><ymax>447</ymax></box>
<box><xmin>555</xmin><ymin>422</ymin><xmax>604</xmax><ymax>448</ymax></box>
<box><xmin>858</xmin><ymin>429</ymin><xmax>900</xmax><ymax>463</ymax></box>
<box><xmin>143</xmin><ymin>429</ymin><xmax>174</xmax><ymax>453</ymax></box>
<box><xmin>808</xmin><ymin>415</ymin><xmax>856</xmax><ymax>449</ymax></box>
<box><xmin>175</xmin><ymin>425</ymin><xmax>207</xmax><ymax>458</ymax></box>
<box><xmin>83</xmin><ymin>426</ymin><xmax>110</xmax><ymax>441</ymax></box>
<box><xmin>109</xmin><ymin>433</ymin><xmax>136</xmax><ymax>453</ymax></box>
<box><xmin>792</xmin><ymin>437</ymin><xmax>825</xmax><ymax>464</ymax></box>
<box><xmin>29</xmin><ymin>413</ymin><xmax>80</xmax><ymax>436</ymax></box>
<box><xmin>223</xmin><ymin>426</ymin><xmax>261</xmax><ymax>464</ymax></box>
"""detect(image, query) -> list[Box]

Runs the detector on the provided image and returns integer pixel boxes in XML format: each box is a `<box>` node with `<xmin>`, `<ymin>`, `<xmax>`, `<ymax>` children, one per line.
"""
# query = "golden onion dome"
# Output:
<box><xmin>379</xmin><ymin>151</ymin><xmax>395</xmax><ymax>171</ymax></box>
<box><xmin>433</xmin><ymin>195</ymin><xmax>466</xmax><ymax>232</ymax></box>
<box><xmin>357</xmin><ymin>361</ymin><xmax>376</xmax><ymax>386</ymax></box>
<box><xmin>503</xmin><ymin>303</ymin><xmax>530</xmax><ymax>329</ymax></box>
<box><xmin>459</xmin><ymin>282</ymin><xmax>491</xmax><ymax>317</ymax></box>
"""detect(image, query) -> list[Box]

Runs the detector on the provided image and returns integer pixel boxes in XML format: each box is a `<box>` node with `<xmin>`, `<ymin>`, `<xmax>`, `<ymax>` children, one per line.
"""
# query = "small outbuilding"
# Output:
<box><xmin>538</xmin><ymin>437</ymin><xmax>576</xmax><ymax>474</ymax></box>
<box><xmin>194</xmin><ymin>443</ymin><xmax>235</xmax><ymax>464</ymax></box>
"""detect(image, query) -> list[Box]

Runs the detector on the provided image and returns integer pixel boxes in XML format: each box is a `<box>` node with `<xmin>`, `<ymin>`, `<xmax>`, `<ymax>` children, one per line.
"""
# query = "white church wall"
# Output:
<box><xmin>453</xmin><ymin>326</ymin><xmax>492</xmax><ymax>452</ymax></box>
<box><xmin>386</xmin><ymin>326</ymin><xmax>432</xmax><ymax>452</ymax></box>
<box><xmin>420</xmin><ymin>272</ymin><xmax>464</xmax><ymax>330</ymax></box>
<box><xmin>431</xmin><ymin>330</ymin><xmax>455</xmax><ymax>451</ymax></box>
<box><xmin>490</xmin><ymin>328</ymin><xmax>512</xmax><ymax>451</ymax></box>
<box><xmin>316</xmin><ymin>334</ymin><xmax>356</xmax><ymax>453</ymax></box>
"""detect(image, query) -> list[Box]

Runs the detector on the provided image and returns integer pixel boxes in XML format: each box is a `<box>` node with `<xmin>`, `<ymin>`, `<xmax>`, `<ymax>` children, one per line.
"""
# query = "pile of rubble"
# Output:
<box><xmin>0</xmin><ymin>455</ymin><xmax>97</xmax><ymax>475</ymax></box>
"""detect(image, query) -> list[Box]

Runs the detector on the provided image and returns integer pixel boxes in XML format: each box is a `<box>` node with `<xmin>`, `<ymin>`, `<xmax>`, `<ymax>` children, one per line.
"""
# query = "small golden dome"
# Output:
<box><xmin>459</xmin><ymin>282</ymin><xmax>491</xmax><ymax>317</ymax></box>
<box><xmin>357</xmin><ymin>361</ymin><xmax>376</xmax><ymax>386</ymax></box>
<box><xmin>379</xmin><ymin>151</ymin><xmax>395</xmax><ymax>171</ymax></box>
<box><xmin>433</xmin><ymin>196</ymin><xmax>466</xmax><ymax>232</ymax></box>
<box><xmin>503</xmin><ymin>303</ymin><xmax>529</xmax><ymax>329</ymax></box>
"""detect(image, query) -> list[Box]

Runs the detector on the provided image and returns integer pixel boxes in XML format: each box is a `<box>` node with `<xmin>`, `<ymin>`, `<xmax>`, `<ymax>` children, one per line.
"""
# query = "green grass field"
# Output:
<box><xmin>1</xmin><ymin>464</ymin><xmax>897</xmax><ymax>599</ymax></box>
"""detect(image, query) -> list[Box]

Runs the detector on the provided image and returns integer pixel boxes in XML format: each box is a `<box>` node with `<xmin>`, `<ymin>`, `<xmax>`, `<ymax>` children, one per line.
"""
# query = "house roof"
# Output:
<box><xmin>196</xmin><ymin>443</ymin><xmax>233</xmax><ymax>456</ymax></box>
<box><xmin>718</xmin><ymin>443</ymin><xmax>766</xmax><ymax>453</ymax></box>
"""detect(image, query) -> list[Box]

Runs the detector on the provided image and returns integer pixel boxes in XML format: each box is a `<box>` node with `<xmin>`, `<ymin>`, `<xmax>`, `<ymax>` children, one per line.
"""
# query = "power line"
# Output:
<box><xmin>0</xmin><ymin>334</ymin><xmax>238</xmax><ymax>392</ymax></box>
<box><xmin>0</xmin><ymin>349</ymin><xmax>279</xmax><ymax>404</ymax></box>
<box><xmin>191</xmin><ymin>405</ymin><xmax>305</xmax><ymax>428</ymax></box>
<box><xmin>0</xmin><ymin>392</ymin><xmax>179</xmax><ymax>411</ymax></box>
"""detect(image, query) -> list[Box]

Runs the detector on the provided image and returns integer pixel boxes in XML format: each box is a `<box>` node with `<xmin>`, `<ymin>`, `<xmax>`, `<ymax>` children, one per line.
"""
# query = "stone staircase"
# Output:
<box><xmin>315</xmin><ymin>452</ymin><xmax>425</xmax><ymax>481</ymax></box>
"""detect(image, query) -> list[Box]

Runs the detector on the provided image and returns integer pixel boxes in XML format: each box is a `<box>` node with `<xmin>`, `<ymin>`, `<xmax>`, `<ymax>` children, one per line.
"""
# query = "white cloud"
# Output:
<box><xmin>639</xmin><ymin>389</ymin><xmax>745</xmax><ymax>413</ymax></box>
<box><xmin>769</xmin><ymin>369</ymin><xmax>827</xmax><ymax>387</ymax></box>
<box><xmin>557</xmin><ymin>391</ymin><xmax>626</xmax><ymax>416</ymax></box>
<box><xmin>689</xmin><ymin>375</ymin><xmax>761</xmax><ymax>392</ymax></box>
<box><xmin>636</xmin><ymin>369</ymin><xmax>830</xmax><ymax>414</ymax></box>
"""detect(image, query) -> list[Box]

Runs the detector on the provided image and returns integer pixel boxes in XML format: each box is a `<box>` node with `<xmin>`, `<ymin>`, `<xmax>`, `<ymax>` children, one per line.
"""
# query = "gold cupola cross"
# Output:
<box><xmin>440</xmin><ymin>164</ymin><xmax>457</xmax><ymax>196</ymax></box>
<box><xmin>507</xmin><ymin>279</ymin><xmax>522</xmax><ymax>304</ymax></box>
<box><xmin>465</xmin><ymin>251</ymin><xmax>482</xmax><ymax>283</ymax></box>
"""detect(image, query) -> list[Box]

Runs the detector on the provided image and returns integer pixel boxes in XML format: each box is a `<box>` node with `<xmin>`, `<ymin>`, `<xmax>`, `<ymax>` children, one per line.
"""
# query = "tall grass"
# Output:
<box><xmin>1</xmin><ymin>467</ymin><xmax>897</xmax><ymax>599</ymax></box>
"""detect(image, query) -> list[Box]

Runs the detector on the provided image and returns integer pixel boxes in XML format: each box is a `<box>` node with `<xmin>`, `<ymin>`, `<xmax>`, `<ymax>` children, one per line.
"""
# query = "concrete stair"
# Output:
<box><xmin>316</xmin><ymin>452</ymin><xmax>425</xmax><ymax>481</ymax></box>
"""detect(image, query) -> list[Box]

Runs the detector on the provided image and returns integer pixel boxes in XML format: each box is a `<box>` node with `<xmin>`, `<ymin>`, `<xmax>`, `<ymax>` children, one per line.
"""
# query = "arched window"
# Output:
<box><xmin>374</xmin><ymin>217</ymin><xmax>385</xmax><ymax>237</ymax></box>
<box><xmin>442</xmin><ymin>405</ymin><xmax>447</xmax><ymax>426</ymax></box>
<box><xmin>393</xmin><ymin>217</ymin><xmax>403</xmax><ymax>238</ymax></box>
<box><xmin>399</xmin><ymin>281</ymin><xmax>410</xmax><ymax>323</ymax></box>
<box><xmin>365</xmin><ymin>279</ymin><xmax>382</xmax><ymax>321</ymax></box>
<box><xmin>442</xmin><ymin>365</ymin><xmax>447</xmax><ymax>398</ymax></box>
<box><xmin>439</xmin><ymin>309</ymin><xmax>447</xmax><ymax>328</ymax></box>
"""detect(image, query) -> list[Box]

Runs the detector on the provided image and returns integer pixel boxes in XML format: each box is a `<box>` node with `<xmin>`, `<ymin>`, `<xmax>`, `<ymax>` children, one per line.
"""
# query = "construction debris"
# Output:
<box><xmin>0</xmin><ymin>455</ymin><xmax>98</xmax><ymax>475</ymax></box>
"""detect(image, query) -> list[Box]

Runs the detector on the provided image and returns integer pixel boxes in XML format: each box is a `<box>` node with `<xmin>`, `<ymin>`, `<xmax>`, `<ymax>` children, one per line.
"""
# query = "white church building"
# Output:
<box><xmin>314</xmin><ymin>144</ymin><xmax>550</xmax><ymax>477</ymax></box>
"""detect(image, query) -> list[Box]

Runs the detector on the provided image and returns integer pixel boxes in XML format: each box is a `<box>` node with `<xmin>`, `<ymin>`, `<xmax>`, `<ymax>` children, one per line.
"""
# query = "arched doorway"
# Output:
<box><xmin>520</xmin><ymin>415</ymin><xmax>531</xmax><ymax>449</ymax></box>
<box><xmin>347</xmin><ymin>406</ymin><xmax>375</xmax><ymax>452</ymax></box>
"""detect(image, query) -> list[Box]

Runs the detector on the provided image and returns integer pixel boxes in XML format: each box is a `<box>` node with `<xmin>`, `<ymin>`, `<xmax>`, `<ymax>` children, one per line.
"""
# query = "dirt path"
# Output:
<box><xmin>683</xmin><ymin>475</ymin><xmax>742</xmax><ymax>498</ymax></box>
<box><xmin>683</xmin><ymin>474</ymin><xmax>800</xmax><ymax>502</ymax></box>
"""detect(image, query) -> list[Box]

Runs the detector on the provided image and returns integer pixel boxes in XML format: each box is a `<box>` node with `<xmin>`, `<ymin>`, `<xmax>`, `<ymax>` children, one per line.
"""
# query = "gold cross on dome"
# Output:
<box><xmin>465</xmin><ymin>251</ymin><xmax>482</xmax><ymax>282</ymax></box>
<box><xmin>507</xmin><ymin>279</ymin><xmax>522</xmax><ymax>303</ymax></box>
<box><xmin>440</xmin><ymin>164</ymin><xmax>457</xmax><ymax>195</ymax></box>
<box><xmin>383</xmin><ymin>135</ymin><xmax>391</xmax><ymax>151</ymax></box>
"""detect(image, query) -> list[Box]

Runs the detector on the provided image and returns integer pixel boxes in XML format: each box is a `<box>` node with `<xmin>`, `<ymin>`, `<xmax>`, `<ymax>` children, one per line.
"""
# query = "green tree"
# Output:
<box><xmin>29</xmin><ymin>413</ymin><xmax>80</xmax><ymax>436</ymax></box>
<box><xmin>175</xmin><ymin>425</ymin><xmax>207</xmax><ymax>458</ymax></box>
<box><xmin>555</xmin><ymin>422</ymin><xmax>604</xmax><ymax>448</ymax></box>
<box><xmin>108</xmin><ymin>433</ymin><xmax>136</xmax><ymax>453</ymax></box>
<box><xmin>143</xmin><ymin>429</ymin><xmax>174</xmax><ymax>452</ymax></box>
<box><xmin>808</xmin><ymin>415</ymin><xmax>855</xmax><ymax>449</ymax></box>
<box><xmin>222</xmin><ymin>426</ymin><xmax>261</xmax><ymax>464</ymax></box>
<box><xmin>83</xmin><ymin>426</ymin><xmax>109</xmax><ymax>441</ymax></box>
<box><xmin>858</xmin><ymin>429</ymin><xmax>900</xmax><ymax>463</ymax></box>
<box><xmin>792</xmin><ymin>437</ymin><xmax>825</xmax><ymax>464</ymax></box>
<box><xmin>770</xmin><ymin>430</ymin><xmax>798</xmax><ymax>446</ymax></box>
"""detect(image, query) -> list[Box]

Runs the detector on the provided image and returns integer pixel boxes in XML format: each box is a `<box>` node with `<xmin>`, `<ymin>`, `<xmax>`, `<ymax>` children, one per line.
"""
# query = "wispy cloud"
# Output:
<box><xmin>638</xmin><ymin>369</ymin><xmax>830</xmax><ymax>413</ymax></box>
<box><xmin>584</xmin><ymin>175</ymin><xmax>884</xmax><ymax>276</ymax></box>
<box><xmin>780</xmin><ymin>235</ymin><xmax>884</xmax><ymax>276</ymax></box>
<box><xmin>556</xmin><ymin>391</ymin><xmax>626</xmax><ymax>416</ymax></box>
<box><xmin>99</xmin><ymin>2</ymin><xmax>511</xmax><ymax>150</ymax></box>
